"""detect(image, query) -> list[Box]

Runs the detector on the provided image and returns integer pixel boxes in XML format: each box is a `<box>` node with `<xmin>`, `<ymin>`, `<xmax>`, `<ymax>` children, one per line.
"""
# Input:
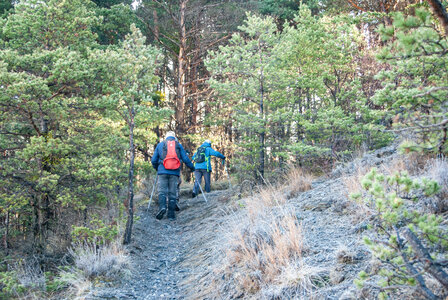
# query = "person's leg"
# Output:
<box><xmin>167</xmin><ymin>175</ymin><xmax>178</xmax><ymax>219</ymax></box>
<box><xmin>193</xmin><ymin>170</ymin><xmax>203</xmax><ymax>196</ymax></box>
<box><xmin>204</xmin><ymin>170</ymin><xmax>211</xmax><ymax>193</ymax></box>
<box><xmin>156</xmin><ymin>174</ymin><xmax>168</xmax><ymax>219</ymax></box>
<box><xmin>176</xmin><ymin>175</ymin><xmax>182</xmax><ymax>211</ymax></box>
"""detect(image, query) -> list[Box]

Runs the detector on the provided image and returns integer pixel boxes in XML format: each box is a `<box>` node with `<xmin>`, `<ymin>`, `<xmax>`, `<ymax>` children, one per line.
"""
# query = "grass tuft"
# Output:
<box><xmin>60</xmin><ymin>242</ymin><xmax>131</xmax><ymax>299</ymax></box>
<box><xmin>283</xmin><ymin>167</ymin><xmax>314</xmax><ymax>199</ymax></box>
<box><xmin>425</xmin><ymin>155</ymin><xmax>448</xmax><ymax>213</ymax></box>
<box><xmin>217</xmin><ymin>187</ymin><xmax>311</xmax><ymax>297</ymax></box>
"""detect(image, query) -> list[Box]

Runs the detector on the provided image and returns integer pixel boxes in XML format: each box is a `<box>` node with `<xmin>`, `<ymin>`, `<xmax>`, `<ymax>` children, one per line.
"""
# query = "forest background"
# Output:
<box><xmin>0</xmin><ymin>0</ymin><xmax>447</xmax><ymax>298</ymax></box>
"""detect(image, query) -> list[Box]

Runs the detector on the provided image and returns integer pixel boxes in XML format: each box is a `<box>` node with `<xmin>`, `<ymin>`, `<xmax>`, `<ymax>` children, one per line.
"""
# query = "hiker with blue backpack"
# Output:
<box><xmin>151</xmin><ymin>131</ymin><xmax>195</xmax><ymax>220</ymax></box>
<box><xmin>192</xmin><ymin>140</ymin><xmax>225</xmax><ymax>197</ymax></box>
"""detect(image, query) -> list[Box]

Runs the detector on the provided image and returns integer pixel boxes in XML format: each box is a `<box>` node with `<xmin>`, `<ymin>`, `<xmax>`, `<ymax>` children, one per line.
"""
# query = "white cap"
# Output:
<box><xmin>165</xmin><ymin>131</ymin><xmax>176</xmax><ymax>138</ymax></box>
<box><xmin>204</xmin><ymin>139</ymin><xmax>211</xmax><ymax>144</ymax></box>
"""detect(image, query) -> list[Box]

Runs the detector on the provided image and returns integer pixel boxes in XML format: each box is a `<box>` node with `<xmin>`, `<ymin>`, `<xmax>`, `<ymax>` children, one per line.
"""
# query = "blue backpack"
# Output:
<box><xmin>194</xmin><ymin>146</ymin><xmax>207</xmax><ymax>163</ymax></box>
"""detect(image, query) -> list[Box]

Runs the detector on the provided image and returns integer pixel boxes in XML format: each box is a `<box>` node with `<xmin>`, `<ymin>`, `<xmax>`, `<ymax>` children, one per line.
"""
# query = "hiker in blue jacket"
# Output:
<box><xmin>192</xmin><ymin>140</ymin><xmax>225</xmax><ymax>197</ymax></box>
<box><xmin>151</xmin><ymin>131</ymin><xmax>195</xmax><ymax>220</ymax></box>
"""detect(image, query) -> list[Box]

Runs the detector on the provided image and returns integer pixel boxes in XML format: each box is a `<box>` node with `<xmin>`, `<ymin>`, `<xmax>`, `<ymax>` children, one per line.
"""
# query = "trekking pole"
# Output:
<box><xmin>224</xmin><ymin>161</ymin><xmax>232</xmax><ymax>189</ymax></box>
<box><xmin>147</xmin><ymin>173</ymin><xmax>158</xmax><ymax>211</ymax></box>
<box><xmin>195</xmin><ymin>177</ymin><xmax>208</xmax><ymax>203</ymax></box>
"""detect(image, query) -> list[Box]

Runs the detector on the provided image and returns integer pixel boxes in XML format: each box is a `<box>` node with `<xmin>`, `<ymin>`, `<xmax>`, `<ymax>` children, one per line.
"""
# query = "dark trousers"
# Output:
<box><xmin>193</xmin><ymin>169</ymin><xmax>211</xmax><ymax>194</ymax></box>
<box><xmin>176</xmin><ymin>175</ymin><xmax>182</xmax><ymax>201</ymax></box>
<box><xmin>158</xmin><ymin>174</ymin><xmax>178</xmax><ymax>217</ymax></box>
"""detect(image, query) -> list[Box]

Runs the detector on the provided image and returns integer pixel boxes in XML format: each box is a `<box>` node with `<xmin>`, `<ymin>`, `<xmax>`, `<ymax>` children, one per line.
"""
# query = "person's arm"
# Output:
<box><xmin>151</xmin><ymin>144</ymin><xmax>160</xmax><ymax>170</ymax></box>
<box><xmin>209</xmin><ymin>147</ymin><xmax>225</xmax><ymax>160</ymax></box>
<box><xmin>179</xmin><ymin>144</ymin><xmax>195</xmax><ymax>170</ymax></box>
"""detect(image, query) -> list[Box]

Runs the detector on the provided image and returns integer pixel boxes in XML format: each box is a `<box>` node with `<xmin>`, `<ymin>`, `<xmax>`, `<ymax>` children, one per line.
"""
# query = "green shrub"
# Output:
<box><xmin>0</xmin><ymin>271</ymin><xmax>26</xmax><ymax>297</ymax></box>
<box><xmin>71</xmin><ymin>218</ymin><xmax>118</xmax><ymax>245</ymax></box>
<box><xmin>354</xmin><ymin>168</ymin><xmax>448</xmax><ymax>299</ymax></box>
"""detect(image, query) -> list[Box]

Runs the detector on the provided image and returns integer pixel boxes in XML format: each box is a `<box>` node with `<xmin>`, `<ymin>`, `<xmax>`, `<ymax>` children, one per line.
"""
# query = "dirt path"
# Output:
<box><xmin>86</xmin><ymin>189</ymin><xmax>231</xmax><ymax>300</ymax></box>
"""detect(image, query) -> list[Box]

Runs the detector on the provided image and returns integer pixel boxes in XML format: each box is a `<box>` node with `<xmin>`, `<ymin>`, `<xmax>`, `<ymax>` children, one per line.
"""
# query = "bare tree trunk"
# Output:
<box><xmin>427</xmin><ymin>0</ymin><xmax>448</xmax><ymax>36</ymax></box>
<box><xmin>153</xmin><ymin>9</ymin><xmax>159</xmax><ymax>41</ymax></box>
<box><xmin>153</xmin><ymin>9</ymin><xmax>161</xmax><ymax>145</ymax></box>
<box><xmin>175</xmin><ymin>0</ymin><xmax>188</xmax><ymax>137</ymax></box>
<box><xmin>3</xmin><ymin>211</ymin><xmax>9</xmax><ymax>252</ymax></box>
<box><xmin>123</xmin><ymin>104</ymin><xmax>135</xmax><ymax>245</ymax></box>
<box><xmin>258</xmin><ymin>39</ymin><xmax>265</xmax><ymax>181</ymax></box>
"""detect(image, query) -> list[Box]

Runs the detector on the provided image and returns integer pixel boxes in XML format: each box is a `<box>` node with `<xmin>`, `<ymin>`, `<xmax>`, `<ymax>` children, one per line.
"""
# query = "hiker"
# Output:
<box><xmin>192</xmin><ymin>139</ymin><xmax>225</xmax><ymax>197</ymax></box>
<box><xmin>151</xmin><ymin>131</ymin><xmax>195</xmax><ymax>220</ymax></box>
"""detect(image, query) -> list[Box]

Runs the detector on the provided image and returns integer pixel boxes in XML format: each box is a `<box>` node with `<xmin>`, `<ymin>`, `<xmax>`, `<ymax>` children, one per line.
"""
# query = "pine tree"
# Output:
<box><xmin>90</xmin><ymin>25</ymin><xmax>169</xmax><ymax>244</ymax></box>
<box><xmin>206</xmin><ymin>13</ymin><xmax>282</xmax><ymax>180</ymax></box>
<box><xmin>374</xmin><ymin>7</ymin><xmax>448</xmax><ymax>154</ymax></box>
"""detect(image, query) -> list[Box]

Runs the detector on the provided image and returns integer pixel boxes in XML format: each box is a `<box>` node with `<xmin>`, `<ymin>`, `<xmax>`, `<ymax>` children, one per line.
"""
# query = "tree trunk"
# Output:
<box><xmin>175</xmin><ymin>0</ymin><xmax>188</xmax><ymax>137</ymax></box>
<box><xmin>153</xmin><ymin>9</ymin><xmax>161</xmax><ymax>145</ymax></box>
<box><xmin>258</xmin><ymin>40</ymin><xmax>265</xmax><ymax>181</ymax></box>
<box><xmin>3</xmin><ymin>211</ymin><xmax>9</xmax><ymax>252</ymax></box>
<box><xmin>123</xmin><ymin>104</ymin><xmax>135</xmax><ymax>245</ymax></box>
<box><xmin>427</xmin><ymin>0</ymin><xmax>448</xmax><ymax>36</ymax></box>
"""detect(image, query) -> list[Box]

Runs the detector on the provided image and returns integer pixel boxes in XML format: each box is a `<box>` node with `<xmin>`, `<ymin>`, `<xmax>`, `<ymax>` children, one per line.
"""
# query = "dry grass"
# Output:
<box><xmin>224</xmin><ymin>211</ymin><xmax>306</xmax><ymax>295</ymax></box>
<box><xmin>7</xmin><ymin>259</ymin><xmax>48</xmax><ymax>299</ymax></box>
<box><xmin>244</xmin><ymin>185</ymin><xmax>286</xmax><ymax>218</ymax></box>
<box><xmin>60</xmin><ymin>242</ymin><xmax>131</xmax><ymax>299</ymax></box>
<box><xmin>217</xmin><ymin>184</ymin><xmax>314</xmax><ymax>298</ymax></box>
<box><xmin>342</xmin><ymin>163</ymin><xmax>370</xmax><ymax>198</ymax></box>
<box><xmin>342</xmin><ymin>163</ymin><xmax>373</xmax><ymax>222</ymax></box>
<box><xmin>425</xmin><ymin>156</ymin><xmax>448</xmax><ymax>213</ymax></box>
<box><xmin>335</xmin><ymin>244</ymin><xmax>356</xmax><ymax>264</ymax></box>
<box><xmin>207</xmin><ymin>167</ymin><xmax>317</xmax><ymax>298</ymax></box>
<box><xmin>69</xmin><ymin>242</ymin><xmax>131</xmax><ymax>279</ymax></box>
<box><xmin>14</xmin><ymin>259</ymin><xmax>46</xmax><ymax>292</ymax></box>
<box><xmin>380</xmin><ymin>155</ymin><xmax>408</xmax><ymax>175</ymax></box>
<box><xmin>59</xmin><ymin>270</ymin><xmax>92</xmax><ymax>300</ymax></box>
<box><xmin>282</xmin><ymin>167</ymin><xmax>314</xmax><ymax>199</ymax></box>
<box><xmin>275</xmin><ymin>262</ymin><xmax>325</xmax><ymax>295</ymax></box>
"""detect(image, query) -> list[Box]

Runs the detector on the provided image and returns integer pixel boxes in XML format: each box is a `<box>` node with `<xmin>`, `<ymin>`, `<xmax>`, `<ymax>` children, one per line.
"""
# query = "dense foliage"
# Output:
<box><xmin>0</xmin><ymin>0</ymin><xmax>163</xmax><ymax>255</ymax></box>
<box><xmin>207</xmin><ymin>6</ymin><xmax>392</xmax><ymax>179</ymax></box>
<box><xmin>0</xmin><ymin>0</ymin><xmax>447</xmax><ymax>297</ymax></box>
<box><xmin>375</xmin><ymin>8</ymin><xmax>448</xmax><ymax>154</ymax></box>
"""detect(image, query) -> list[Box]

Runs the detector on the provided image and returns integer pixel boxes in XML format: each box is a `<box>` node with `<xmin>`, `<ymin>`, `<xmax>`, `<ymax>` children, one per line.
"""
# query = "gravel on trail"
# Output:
<box><xmin>86</xmin><ymin>190</ymin><xmax>232</xmax><ymax>300</ymax></box>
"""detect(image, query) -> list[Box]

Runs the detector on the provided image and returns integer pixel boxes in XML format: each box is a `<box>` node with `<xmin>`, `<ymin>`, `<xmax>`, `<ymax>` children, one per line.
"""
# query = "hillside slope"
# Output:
<box><xmin>88</xmin><ymin>145</ymin><xmax>442</xmax><ymax>299</ymax></box>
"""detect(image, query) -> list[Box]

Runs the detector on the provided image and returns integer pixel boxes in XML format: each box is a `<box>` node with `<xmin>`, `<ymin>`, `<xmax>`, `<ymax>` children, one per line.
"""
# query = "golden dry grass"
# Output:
<box><xmin>226</xmin><ymin>214</ymin><xmax>305</xmax><ymax>293</ymax></box>
<box><xmin>282</xmin><ymin>167</ymin><xmax>314</xmax><ymax>199</ymax></box>
<box><xmin>211</xmin><ymin>166</ymin><xmax>317</xmax><ymax>297</ymax></box>
<box><xmin>221</xmin><ymin>193</ymin><xmax>309</xmax><ymax>297</ymax></box>
<box><xmin>342</xmin><ymin>163</ymin><xmax>372</xmax><ymax>222</ymax></box>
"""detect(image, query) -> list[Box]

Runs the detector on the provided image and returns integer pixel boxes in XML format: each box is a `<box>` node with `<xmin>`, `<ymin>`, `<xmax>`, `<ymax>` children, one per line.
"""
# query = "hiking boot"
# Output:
<box><xmin>156</xmin><ymin>208</ymin><xmax>166</xmax><ymax>220</ymax></box>
<box><xmin>175</xmin><ymin>203</ymin><xmax>180</xmax><ymax>211</ymax></box>
<box><xmin>167</xmin><ymin>210</ymin><xmax>175</xmax><ymax>220</ymax></box>
<box><xmin>192</xmin><ymin>192</ymin><xmax>196</xmax><ymax>198</ymax></box>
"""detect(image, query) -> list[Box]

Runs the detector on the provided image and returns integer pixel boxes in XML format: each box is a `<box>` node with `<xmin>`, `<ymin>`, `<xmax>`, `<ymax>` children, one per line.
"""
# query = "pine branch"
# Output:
<box><xmin>413</xmin><ymin>86</ymin><xmax>448</xmax><ymax>98</ymax></box>
<box><xmin>403</xmin><ymin>227</ymin><xmax>448</xmax><ymax>290</ymax></box>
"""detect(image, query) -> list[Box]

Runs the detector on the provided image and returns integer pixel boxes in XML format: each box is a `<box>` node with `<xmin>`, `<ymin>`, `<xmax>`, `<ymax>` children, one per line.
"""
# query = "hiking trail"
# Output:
<box><xmin>86</xmin><ymin>190</ymin><xmax>232</xmax><ymax>300</ymax></box>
